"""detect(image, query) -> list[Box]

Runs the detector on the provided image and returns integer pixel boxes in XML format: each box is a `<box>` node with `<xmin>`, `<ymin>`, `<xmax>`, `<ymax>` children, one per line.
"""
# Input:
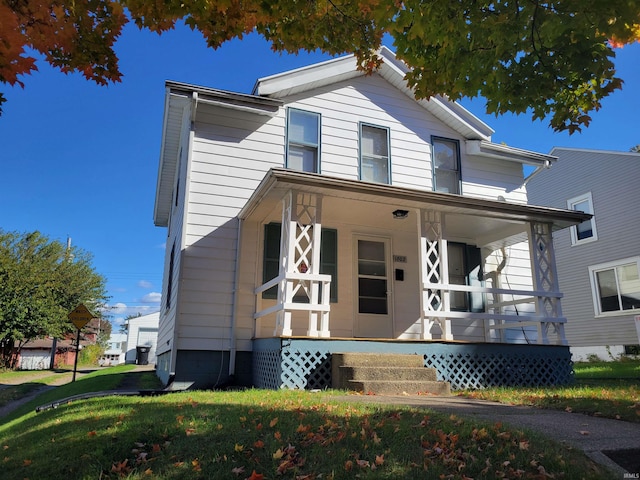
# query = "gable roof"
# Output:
<box><xmin>155</xmin><ymin>48</ymin><xmax>556</xmax><ymax>226</ymax></box>
<box><xmin>253</xmin><ymin>46</ymin><xmax>495</xmax><ymax>141</ymax></box>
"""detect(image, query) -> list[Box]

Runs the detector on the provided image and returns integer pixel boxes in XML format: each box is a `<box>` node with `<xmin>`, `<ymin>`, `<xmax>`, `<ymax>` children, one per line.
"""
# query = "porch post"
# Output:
<box><xmin>274</xmin><ymin>190</ymin><xmax>329</xmax><ymax>337</ymax></box>
<box><xmin>275</xmin><ymin>191</ymin><xmax>295</xmax><ymax>336</ymax></box>
<box><xmin>420</xmin><ymin>210</ymin><xmax>453</xmax><ymax>340</ymax></box>
<box><xmin>529</xmin><ymin>221</ymin><xmax>567</xmax><ymax>345</ymax></box>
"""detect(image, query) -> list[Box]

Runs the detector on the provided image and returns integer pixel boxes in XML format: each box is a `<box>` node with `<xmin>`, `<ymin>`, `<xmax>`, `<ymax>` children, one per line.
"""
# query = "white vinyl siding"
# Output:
<box><xmin>165</xmin><ymin>73</ymin><xmax>542</xmax><ymax>353</ymax></box>
<box><xmin>567</xmin><ymin>192</ymin><xmax>597</xmax><ymax>245</ymax></box>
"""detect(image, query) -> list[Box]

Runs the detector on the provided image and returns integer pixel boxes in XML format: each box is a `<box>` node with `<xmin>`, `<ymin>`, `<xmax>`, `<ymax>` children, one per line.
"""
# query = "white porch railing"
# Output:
<box><xmin>255</xmin><ymin>272</ymin><xmax>332</xmax><ymax>337</ymax></box>
<box><xmin>423</xmin><ymin>282</ymin><xmax>567</xmax><ymax>345</ymax></box>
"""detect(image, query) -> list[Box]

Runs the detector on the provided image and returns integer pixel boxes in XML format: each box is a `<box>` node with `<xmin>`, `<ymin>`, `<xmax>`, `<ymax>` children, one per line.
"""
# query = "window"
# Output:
<box><xmin>286</xmin><ymin>108</ymin><xmax>320</xmax><ymax>173</ymax></box>
<box><xmin>432</xmin><ymin>137</ymin><xmax>461</xmax><ymax>194</ymax></box>
<box><xmin>359</xmin><ymin>123</ymin><xmax>390</xmax><ymax>184</ymax></box>
<box><xmin>166</xmin><ymin>242</ymin><xmax>175</xmax><ymax>310</ymax></box>
<box><xmin>262</xmin><ymin>223</ymin><xmax>338</xmax><ymax>302</ymax></box>
<box><xmin>589</xmin><ymin>257</ymin><xmax>640</xmax><ymax>315</ymax></box>
<box><xmin>567</xmin><ymin>192</ymin><xmax>597</xmax><ymax>245</ymax></box>
<box><xmin>447</xmin><ymin>242</ymin><xmax>484</xmax><ymax>312</ymax></box>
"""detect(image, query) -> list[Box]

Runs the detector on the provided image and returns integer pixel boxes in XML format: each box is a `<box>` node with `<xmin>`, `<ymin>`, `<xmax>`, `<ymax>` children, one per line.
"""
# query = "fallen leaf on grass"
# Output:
<box><xmin>144</xmin><ymin>468</ymin><xmax>153</xmax><ymax>475</ymax></box>
<box><xmin>247</xmin><ymin>470</ymin><xmax>264</xmax><ymax>480</ymax></box>
<box><xmin>185</xmin><ymin>428</ymin><xmax>196</xmax><ymax>436</ymax></box>
<box><xmin>23</xmin><ymin>459</ymin><xmax>32</xmax><ymax>466</ymax></box>
<box><xmin>344</xmin><ymin>460</ymin><xmax>353</xmax><ymax>471</ymax></box>
<box><xmin>375</xmin><ymin>454</ymin><xmax>385</xmax><ymax>465</ymax></box>
<box><xmin>232</xmin><ymin>466</ymin><xmax>245</xmax><ymax>475</ymax></box>
<box><xmin>254</xmin><ymin>440</ymin><xmax>265</xmax><ymax>449</ymax></box>
<box><xmin>270</xmin><ymin>417</ymin><xmax>279</xmax><ymax>427</ymax></box>
<box><xmin>88</xmin><ymin>431</ymin><xmax>97</xmax><ymax>437</ymax></box>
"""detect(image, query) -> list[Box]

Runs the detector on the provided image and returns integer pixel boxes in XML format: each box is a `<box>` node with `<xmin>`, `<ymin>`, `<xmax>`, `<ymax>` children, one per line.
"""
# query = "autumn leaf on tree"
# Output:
<box><xmin>1</xmin><ymin>1</ymin><xmax>640</xmax><ymax>130</ymax></box>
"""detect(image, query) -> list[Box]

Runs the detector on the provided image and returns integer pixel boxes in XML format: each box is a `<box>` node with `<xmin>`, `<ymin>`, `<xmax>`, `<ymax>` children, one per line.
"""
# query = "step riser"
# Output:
<box><xmin>339</xmin><ymin>366</ymin><xmax>437</xmax><ymax>382</ymax></box>
<box><xmin>331</xmin><ymin>353</ymin><xmax>450</xmax><ymax>395</ymax></box>
<box><xmin>332</xmin><ymin>353</ymin><xmax>424</xmax><ymax>368</ymax></box>
<box><xmin>349</xmin><ymin>380</ymin><xmax>451</xmax><ymax>396</ymax></box>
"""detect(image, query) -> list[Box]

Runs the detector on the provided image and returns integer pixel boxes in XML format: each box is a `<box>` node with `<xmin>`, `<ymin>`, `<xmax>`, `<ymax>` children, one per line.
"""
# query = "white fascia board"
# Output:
<box><xmin>252</xmin><ymin>53</ymin><xmax>360</xmax><ymax>97</ymax></box>
<box><xmin>467</xmin><ymin>140</ymin><xmax>556</xmax><ymax>166</ymax></box>
<box><xmin>154</xmin><ymin>90</ymin><xmax>191</xmax><ymax>227</ymax></box>
<box><xmin>377</xmin><ymin>46</ymin><xmax>493</xmax><ymax>141</ymax></box>
<box><xmin>550</xmin><ymin>146</ymin><xmax>640</xmax><ymax>157</ymax></box>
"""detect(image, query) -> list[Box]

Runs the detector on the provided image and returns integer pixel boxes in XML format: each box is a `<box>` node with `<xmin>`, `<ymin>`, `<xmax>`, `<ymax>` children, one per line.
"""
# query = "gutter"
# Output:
<box><xmin>228</xmin><ymin>217</ymin><xmax>243</xmax><ymax>379</ymax></box>
<box><xmin>523</xmin><ymin>159</ymin><xmax>551</xmax><ymax>185</ymax></box>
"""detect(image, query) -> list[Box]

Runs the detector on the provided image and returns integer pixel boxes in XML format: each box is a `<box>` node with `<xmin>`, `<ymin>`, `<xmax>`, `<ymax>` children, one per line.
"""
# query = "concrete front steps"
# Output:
<box><xmin>331</xmin><ymin>353</ymin><xmax>451</xmax><ymax>396</ymax></box>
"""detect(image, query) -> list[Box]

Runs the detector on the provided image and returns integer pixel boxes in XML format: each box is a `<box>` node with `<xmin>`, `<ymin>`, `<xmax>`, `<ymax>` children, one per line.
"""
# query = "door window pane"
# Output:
<box><xmin>357</xmin><ymin>239</ymin><xmax>388</xmax><ymax>315</ymax></box>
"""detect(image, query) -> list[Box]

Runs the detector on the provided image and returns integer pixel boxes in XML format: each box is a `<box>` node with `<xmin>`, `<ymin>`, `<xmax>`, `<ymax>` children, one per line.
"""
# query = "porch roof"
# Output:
<box><xmin>239</xmin><ymin>169</ymin><xmax>591</xmax><ymax>248</ymax></box>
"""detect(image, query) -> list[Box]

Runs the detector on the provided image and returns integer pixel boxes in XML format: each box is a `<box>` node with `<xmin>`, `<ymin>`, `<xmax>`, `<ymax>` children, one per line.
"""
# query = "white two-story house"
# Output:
<box><xmin>153</xmin><ymin>47</ymin><xmax>588</xmax><ymax>390</ymax></box>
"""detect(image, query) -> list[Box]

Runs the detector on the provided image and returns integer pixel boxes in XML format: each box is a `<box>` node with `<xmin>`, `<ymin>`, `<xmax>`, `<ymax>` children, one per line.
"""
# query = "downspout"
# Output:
<box><xmin>228</xmin><ymin>216</ymin><xmax>243</xmax><ymax>379</ymax></box>
<box><xmin>523</xmin><ymin>159</ymin><xmax>551</xmax><ymax>185</ymax></box>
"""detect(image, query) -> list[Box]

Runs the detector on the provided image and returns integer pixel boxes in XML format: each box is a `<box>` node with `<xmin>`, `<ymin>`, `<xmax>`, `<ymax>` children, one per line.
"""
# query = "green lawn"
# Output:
<box><xmin>1</xmin><ymin>361</ymin><xmax>637</xmax><ymax>479</ymax></box>
<box><xmin>0</xmin><ymin>388</ymin><xmax>612</xmax><ymax>480</ymax></box>
<box><xmin>461</xmin><ymin>359</ymin><xmax>640</xmax><ymax>423</ymax></box>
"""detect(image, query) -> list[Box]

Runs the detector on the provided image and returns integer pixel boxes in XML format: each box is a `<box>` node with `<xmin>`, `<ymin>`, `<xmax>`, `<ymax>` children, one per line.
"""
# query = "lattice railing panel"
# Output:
<box><xmin>424</xmin><ymin>351</ymin><xmax>573</xmax><ymax>390</ymax></box>
<box><xmin>282</xmin><ymin>349</ymin><xmax>332</xmax><ymax>390</ymax></box>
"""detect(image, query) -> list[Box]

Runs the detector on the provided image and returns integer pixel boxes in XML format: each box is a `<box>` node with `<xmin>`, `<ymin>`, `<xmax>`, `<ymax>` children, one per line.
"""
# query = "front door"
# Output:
<box><xmin>354</xmin><ymin>236</ymin><xmax>393</xmax><ymax>337</ymax></box>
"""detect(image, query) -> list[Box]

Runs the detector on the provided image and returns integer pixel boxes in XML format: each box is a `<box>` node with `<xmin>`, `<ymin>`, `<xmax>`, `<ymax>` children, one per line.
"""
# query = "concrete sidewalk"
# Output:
<box><xmin>337</xmin><ymin>393</ymin><xmax>640</xmax><ymax>476</ymax></box>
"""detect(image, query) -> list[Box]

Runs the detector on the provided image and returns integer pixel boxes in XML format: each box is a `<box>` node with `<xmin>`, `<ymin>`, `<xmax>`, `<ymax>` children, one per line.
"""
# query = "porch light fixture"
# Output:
<box><xmin>392</xmin><ymin>209</ymin><xmax>409</xmax><ymax>220</ymax></box>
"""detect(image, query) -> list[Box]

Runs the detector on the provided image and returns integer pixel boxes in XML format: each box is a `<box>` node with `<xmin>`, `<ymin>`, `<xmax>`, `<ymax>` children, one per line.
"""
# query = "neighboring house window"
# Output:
<box><xmin>447</xmin><ymin>242</ymin><xmax>484</xmax><ymax>312</ymax></box>
<box><xmin>359</xmin><ymin>123</ymin><xmax>390</xmax><ymax>184</ymax></box>
<box><xmin>432</xmin><ymin>137</ymin><xmax>461</xmax><ymax>194</ymax></box>
<box><xmin>166</xmin><ymin>242</ymin><xmax>175</xmax><ymax>310</ymax></box>
<box><xmin>286</xmin><ymin>108</ymin><xmax>320</xmax><ymax>173</ymax></box>
<box><xmin>262</xmin><ymin>223</ymin><xmax>338</xmax><ymax>302</ymax></box>
<box><xmin>589</xmin><ymin>257</ymin><xmax>640</xmax><ymax>315</ymax></box>
<box><xmin>567</xmin><ymin>192</ymin><xmax>597</xmax><ymax>245</ymax></box>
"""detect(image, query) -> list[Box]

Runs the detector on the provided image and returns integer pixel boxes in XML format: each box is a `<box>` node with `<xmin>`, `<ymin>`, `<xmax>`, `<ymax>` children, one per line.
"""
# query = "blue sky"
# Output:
<box><xmin>1</xmin><ymin>23</ymin><xmax>638</xmax><ymax>329</ymax></box>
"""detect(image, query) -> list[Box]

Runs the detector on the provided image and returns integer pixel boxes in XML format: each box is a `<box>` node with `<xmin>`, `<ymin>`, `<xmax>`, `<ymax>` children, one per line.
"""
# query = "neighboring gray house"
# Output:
<box><xmin>153</xmin><ymin>47</ymin><xmax>587</xmax><ymax>390</ymax></box>
<box><xmin>528</xmin><ymin>147</ymin><xmax>640</xmax><ymax>361</ymax></box>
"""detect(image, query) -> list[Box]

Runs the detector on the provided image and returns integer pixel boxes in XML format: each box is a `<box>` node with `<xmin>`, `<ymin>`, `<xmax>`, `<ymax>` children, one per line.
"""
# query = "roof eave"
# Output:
<box><xmin>239</xmin><ymin>168</ymin><xmax>590</xmax><ymax>229</ymax></box>
<box><xmin>467</xmin><ymin>140</ymin><xmax>557</xmax><ymax>166</ymax></box>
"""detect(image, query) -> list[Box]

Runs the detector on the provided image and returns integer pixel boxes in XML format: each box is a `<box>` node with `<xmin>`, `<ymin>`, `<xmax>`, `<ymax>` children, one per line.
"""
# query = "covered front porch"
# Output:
<box><xmin>237</xmin><ymin>169</ymin><xmax>589</xmax><ymax>351</ymax></box>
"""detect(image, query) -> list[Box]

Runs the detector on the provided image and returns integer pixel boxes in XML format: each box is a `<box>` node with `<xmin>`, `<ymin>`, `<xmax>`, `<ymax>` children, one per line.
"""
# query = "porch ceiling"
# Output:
<box><xmin>239</xmin><ymin>169</ymin><xmax>590</xmax><ymax>248</ymax></box>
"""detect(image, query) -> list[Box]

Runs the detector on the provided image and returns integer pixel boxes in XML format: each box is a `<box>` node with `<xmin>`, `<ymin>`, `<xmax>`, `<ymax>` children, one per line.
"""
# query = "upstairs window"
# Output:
<box><xmin>286</xmin><ymin>108</ymin><xmax>320</xmax><ymax>173</ymax></box>
<box><xmin>590</xmin><ymin>257</ymin><xmax>640</xmax><ymax>315</ymax></box>
<box><xmin>568</xmin><ymin>192</ymin><xmax>597</xmax><ymax>245</ymax></box>
<box><xmin>359</xmin><ymin>123</ymin><xmax>390</xmax><ymax>184</ymax></box>
<box><xmin>432</xmin><ymin>137</ymin><xmax>461</xmax><ymax>194</ymax></box>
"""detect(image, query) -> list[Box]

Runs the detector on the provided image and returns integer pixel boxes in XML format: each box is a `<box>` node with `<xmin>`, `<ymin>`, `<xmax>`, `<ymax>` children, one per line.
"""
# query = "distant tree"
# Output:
<box><xmin>1</xmin><ymin>1</ymin><xmax>639</xmax><ymax>132</ymax></box>
<box><xmin>120</xmin><ymin>312</ymin><xmax>142</xmax><ymax>334</ymax></box>
<box><xmin>631</xmin><ymin>145</ymin><xmax>640</xmax><ymax>152</ymax></box>
<box><xmin>0</xmin><ymin>230</ymin><xmax>108</xmax><ymax>369</ymax></box>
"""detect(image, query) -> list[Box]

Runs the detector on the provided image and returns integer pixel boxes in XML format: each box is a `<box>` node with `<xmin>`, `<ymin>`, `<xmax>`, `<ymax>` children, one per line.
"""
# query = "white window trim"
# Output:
<box><xmin>567</xmin><ymin>192</ymin><xmax>597</xmax><ymax>246</ymax></box>
<box><xmin>358</xmin><ymin>122</ymin><xmax>391</xmax><ymax>184</ymax></box>
<box><xmin>589</xmin><ymin>256</ymin><xmax>640</xmax><ymax>317</ymax></box>
<box><xmin>286</xmin><ymin>108</ymin><xmax>321</xmax><ymax>174</ymax></box>
<box><xmin>431</xmin><ymin>136</ymin><xmax>462</xmax><ymax>195</ymax></box>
